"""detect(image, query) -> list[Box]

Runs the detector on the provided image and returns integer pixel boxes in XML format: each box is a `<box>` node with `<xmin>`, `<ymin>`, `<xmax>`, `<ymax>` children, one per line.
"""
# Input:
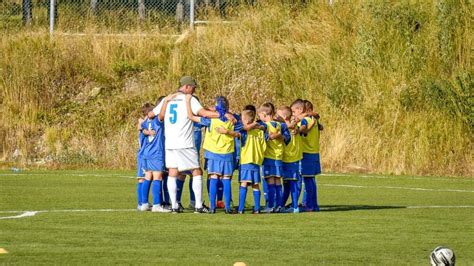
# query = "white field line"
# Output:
<box><xmin>1</xmin><ymin>206</ymin><xmax>474</xmax><ymax>220</ymax></box>
<box><xmin>320</xmin><ymin>173</ymin><xmax>472</xmax><ymax>182</ymax></box>
<box><xmin>321</xmin><ymin>184</ymin><xmax>474</xmax><ymax>193</ymax></box>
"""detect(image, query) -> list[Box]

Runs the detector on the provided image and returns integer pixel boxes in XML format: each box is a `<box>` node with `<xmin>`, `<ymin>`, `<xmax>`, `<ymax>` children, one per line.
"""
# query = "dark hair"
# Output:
<box><xmin>141</xmin><ymin>102</ymin><xmax>154</xmax><ymax>116</ymax></box>
<box><xmin>259</xmin><ymin>102</ymin><xmax>275</xmax><ymax>116</ymax></box>
<box><xmin>244</xmin><ymin>104</ymin><xmax>256</xmax><ymax>113</ymax></box>
<box><xmin>291</xmin><ymin>99</ymin><xmax>305</xmax><ymax>111</ymax></box>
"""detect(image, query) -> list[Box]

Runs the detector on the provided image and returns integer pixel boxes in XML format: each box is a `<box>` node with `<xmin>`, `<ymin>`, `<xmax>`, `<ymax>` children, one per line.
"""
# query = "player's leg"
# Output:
<box><xmin>176</xmin><ymin>174</ymin><xmax>186</xmax><ymax>211</ymax></box>
<box><xmin>274</xmin><ymin>177</ymin><xmax>283</xmax><ymax>211</ymax></box>
<box><xmin>282</xmin><ymin>181</ymin><xmax>290</xmax><ymax>209</ymax></box>
<box><xmin>208</xmin><ymin>174</ymin><xmax>219</xmax><ymax>213</ymax></box>
<box><xmin>191</xmin><ymin>167</ymin><xmax>208</xmax><ymax>213</ymax></box>
<box><xmin>151</xmin><ymin>171</ymin><xmax>170</xmax><ymax>212</ymax></box>
<box><xmin>289</xmin><ymin>180</ymin><xmax>299</xmax><ymax>212</ymax></box>
<box><xmin>261</xmin><ymin>176</ymin><xmax>268</xmax><ymax>206</ymax></box>
<box><xmin>238</xmin><ymin>182</ymin><xmax>248</xmax><ymax>213</ymax></box>
<box><xmin>140</xmin><ymin>169</ymin><xmax>152</xmax><ymax>211</ymax></box>
<box><xmin>312</xmin><ymin>153</ymin><xmax>322</xmax><ymax>211</ymax></box>
<box><xmin>222</xmin><ymin>175</ymin><xmax>233</xmax><ymax>213</ymax></box>
<box><xmin>252</xmin><ymin>179</ymin><xmax>261</xmax><ymax>214</ymax></box>
<box><xmin>262</xmin><ymin>177</ymin><xmax>275</xmax><ymax>213</ymax></box>
<box><xmin>167</xmin><ymin>167</ymin><xmax>180</xmax><ymax>212</ymax></box>
<box><xmin>216</xmin><ymin>179</ymin><xmax>224</xmax><ymax>208</ymax></box>
<box><xmin>303</xmin><ymin>177</ymin><xmax>314</xmax><ymax>211</ymax></box>
<box><xmin>162</xmin><ymin>172</ymin><xmax>170</xmax><ymax>208</ymax></box>
<box><xmin>188</xmin><ymin>176</ymin><xmax>195</xmax><ymax>208</ymax></box>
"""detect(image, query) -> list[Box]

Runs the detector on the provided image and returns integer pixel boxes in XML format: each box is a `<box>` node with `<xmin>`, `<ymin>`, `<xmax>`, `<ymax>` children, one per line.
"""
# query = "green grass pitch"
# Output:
<box><xmin>0</xmin><ymin>170</ymin><xmax>473</xmax><ymax>264</ymax></box>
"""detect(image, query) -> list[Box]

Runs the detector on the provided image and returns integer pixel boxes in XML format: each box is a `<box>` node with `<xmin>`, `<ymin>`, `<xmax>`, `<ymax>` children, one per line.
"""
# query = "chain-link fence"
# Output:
<box><xmin>0</xmin><ymin>0</ymin><xmax>252</xmax><ymax>34</ymax></box>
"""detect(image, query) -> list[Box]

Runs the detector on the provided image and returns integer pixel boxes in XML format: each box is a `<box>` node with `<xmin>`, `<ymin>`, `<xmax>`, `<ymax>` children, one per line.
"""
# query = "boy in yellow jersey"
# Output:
<box><xmin>291</xmin><ymin>99</ymin><xmax>321</xmax><ymax>212</ymax></box>
<box><xmin>236</xmin><ymin>110</ymin><xmax>267</xmax><ymax>214</ymax></box>
<box><xmin>258</xmin><ymin>103</ymin><xmax>289</xmax><ymax>213</ymax></box>
<box><xmin>186</xmin><ymin>94</ymin><xmax>236</xmax><ymax>214</ymax></box>
<box><xmin>276</xmin><ymin>106</ymin><xmax>302</xmax><ymax>213</ymax></box>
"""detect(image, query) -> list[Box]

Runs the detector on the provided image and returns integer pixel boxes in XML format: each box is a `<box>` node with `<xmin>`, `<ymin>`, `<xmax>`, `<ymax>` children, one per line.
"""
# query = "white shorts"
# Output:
<box><xmin>165</xmin><ymin>148</ymin><xmax>200</xmax><ymax>172</ymax></box>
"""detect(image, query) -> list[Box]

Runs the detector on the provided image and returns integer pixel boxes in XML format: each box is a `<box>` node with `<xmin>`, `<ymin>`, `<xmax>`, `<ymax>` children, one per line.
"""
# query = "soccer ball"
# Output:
<box><xmin>430</xmin><ymin>246</ymin><xmax>455</xmax><ymax>266</ymax></box>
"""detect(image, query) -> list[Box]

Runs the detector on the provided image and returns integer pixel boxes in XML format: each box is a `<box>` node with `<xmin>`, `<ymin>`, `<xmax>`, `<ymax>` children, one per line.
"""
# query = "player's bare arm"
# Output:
<box><xmin>215</xmin><ymin>127</ymin><xmax>241</xmax><ymax>138</ymax></box>
<box><xmin>185</xmin><ymin>94</ymin><xmax>203</xmax><ymax>123</ymax></box>
<box><xmin>158</xmin><ymin>92</ymin><xmax>180</xmax><ymax>121</ymax></box>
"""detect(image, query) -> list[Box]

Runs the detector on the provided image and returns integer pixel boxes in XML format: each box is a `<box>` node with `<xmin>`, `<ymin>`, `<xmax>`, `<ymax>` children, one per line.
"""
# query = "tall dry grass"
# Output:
<box><xmin>0</xmin><ymin>1</ymin><xmax>472</xmax><ymax>176</ymax></box>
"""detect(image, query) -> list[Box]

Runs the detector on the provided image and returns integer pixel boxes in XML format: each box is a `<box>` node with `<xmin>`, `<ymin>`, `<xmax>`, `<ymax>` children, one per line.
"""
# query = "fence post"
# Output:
<box><xmin>49</xmin><ymin>0</ymin><xmax>55</xmax><ymax>35</ymax></box>
<box><xmin>22</xmin><ymin>0</ymin><xmax>32</xmax><ymax>25</ymax></box>
<box><xmin>190</xmin><ymin>0</ymin><xmax>195</xmax><ymax>30</ymax></box>
<box><xmin>138</xmin><ymin>0</ymin><xmax>145</xmax><ymax>20</ymax></box>
<box><xmin>91</xmin><ymin>0</ymin><xmax>98</xmax><ymax>15</ymax></box>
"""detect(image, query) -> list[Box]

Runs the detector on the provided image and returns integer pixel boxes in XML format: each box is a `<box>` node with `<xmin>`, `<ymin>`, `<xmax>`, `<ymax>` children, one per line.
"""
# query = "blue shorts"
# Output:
<box><xmin>262</xmin><ymin>158</ymin><xmax>282</xmax><ymax>178</ymax></box>
<box><xmin>282</xmin><ymin>161</ymin><xmax>300</xmax><ymax>181</ymax></box>
<box><xmin>300</xmin><ymin>153</ymin><xmax>321</xmax><ymax>177</ymax></box>
<box><xmin>144</xmin><ymin>159</ymin><xmax>165</xmax><ymax>172</ymax></box>
<box><xmin>137</xmin><ymin>156</ymin><xmax>145</xmax><ymax>178</ymax></box>
<box><xmin>240</xmin><ymin>164</ymin><xmax>261</xmax><ymax>184</ymax></box>
<box><xmin>207</xmin><ymin>159</ymin><xmax>234</xmax><ymax>177</ymax></box>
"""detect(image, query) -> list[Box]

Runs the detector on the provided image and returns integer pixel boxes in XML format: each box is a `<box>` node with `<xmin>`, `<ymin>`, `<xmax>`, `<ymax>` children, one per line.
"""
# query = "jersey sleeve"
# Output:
<box><xmin>281</xmin><ymin>123</ymin><xmax>291</xmax><ymax>145</ymax></box>
<box><xmin>300</xmin><ymin>118</ymin><xmax>309</xmax><ymax>127</ymax></box>
<box><xmin>152</xmin><ymin>99</ymin><xmax>164</xmax><ymax>116</ymax></box>
<box><xmin>199</xmin><ymin>117</ymin><xmax>212</xmax><ymax>127</ymax></box>
<box><xmin>233</xmin><ymin>114</ymin><xmax>243</xmax><ymax>132</ymax></box>
<box><xmin>190</xmin><ymin>96</ymin><xmax>204</xmax><ymax>115</ymax></box>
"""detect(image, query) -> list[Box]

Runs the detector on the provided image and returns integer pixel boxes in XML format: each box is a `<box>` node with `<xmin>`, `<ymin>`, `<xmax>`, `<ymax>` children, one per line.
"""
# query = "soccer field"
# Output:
<box><xmin>0</xmin><ymin>170</ymin><xmax>472</xmax><ymax>265</ymax></box>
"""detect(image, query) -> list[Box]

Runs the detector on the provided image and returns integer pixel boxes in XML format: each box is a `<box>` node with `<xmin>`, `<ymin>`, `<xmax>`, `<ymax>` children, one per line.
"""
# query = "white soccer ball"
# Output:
<box><xmin>430</xmin><ymin>246</ymin><xmax>455</xmax><ymax>266</ymax></box>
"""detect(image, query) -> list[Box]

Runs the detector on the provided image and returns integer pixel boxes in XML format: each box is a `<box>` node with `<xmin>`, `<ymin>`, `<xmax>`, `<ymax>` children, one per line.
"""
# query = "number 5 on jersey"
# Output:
<box><xmin>169</xmin><ymin>104</ymin><xmax>178</xmax><ymax>124</ymax></box>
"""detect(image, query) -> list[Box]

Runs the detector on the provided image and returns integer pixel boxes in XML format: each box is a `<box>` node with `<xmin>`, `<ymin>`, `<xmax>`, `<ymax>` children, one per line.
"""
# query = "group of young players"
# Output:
<box><xmin>135</xmin><ymin>76</ymin><xmax>322</xmax><ymax>214</ymax></box>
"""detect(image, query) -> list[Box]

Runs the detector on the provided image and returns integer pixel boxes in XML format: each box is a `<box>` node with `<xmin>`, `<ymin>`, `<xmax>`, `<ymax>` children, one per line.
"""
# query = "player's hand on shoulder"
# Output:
<box><xmin>224</xmin><ymin>113</ymin><xmax>237</xmax><ymax>124</ymax></box>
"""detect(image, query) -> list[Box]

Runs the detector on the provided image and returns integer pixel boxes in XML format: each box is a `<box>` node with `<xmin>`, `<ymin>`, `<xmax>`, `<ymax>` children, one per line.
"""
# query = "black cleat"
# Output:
<box><xmin>177</xmin><ymin>202</ymin><xmax>185</xmax><ymax>213</ymax></box>
<box><xmin>225</xmin><ymin>209</ymin><xmax>237</xmax><ymax>214</ymax></box>
<box><xmin>208</xmin><ymin>209</ymin><xmax>216</xmax><ymax>214</ymax></box>
<box><xmin>171</xmin><ymin>208</ymin><xmax>182</xmax><ymax>214</ymax></box>
<box><xmin>194</xmin><ymin>204</ymin><xmax>210</xmax><ymax>214</ymax></box>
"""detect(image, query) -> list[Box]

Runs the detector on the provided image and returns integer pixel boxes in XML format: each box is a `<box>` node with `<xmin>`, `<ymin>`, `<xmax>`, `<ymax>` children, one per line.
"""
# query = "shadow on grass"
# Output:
<box><xmin>319</xmin><ymin>205</ymin><xmax>406</xmax><ymax>212</ymax></box>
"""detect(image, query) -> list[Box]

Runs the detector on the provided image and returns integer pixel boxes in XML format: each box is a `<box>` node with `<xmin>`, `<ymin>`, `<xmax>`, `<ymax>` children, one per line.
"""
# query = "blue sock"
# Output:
<box><xmin>275</xmin><ymin>184</ymin><xmax>282</xmax><ymax>208</ymax></box>
<box><xmin>189</xmin><ymin>178</ymin><xmax>195</xmax><ymax>202</ymax></box>
<box><xmin>162</xmin><ymin>175</ymin><xmax>169</xmax><ymax>205</ymax></box>
<box><xmin>302</xmin><ymin>190</ymin><xmax>307</xmax><ymax>207</ymax></box>
<box><xmin>209</xmin><ymin>178</ymin><xmax>218</xmax><ymax>210</ymax></box>
<box><xmin>137</xmin><ymin>182</ymin><xmax>143</xmax><ymax>206</ymax></box>
<box><xmin>262</xmin><ymin>177</ymin><xmax>268</xmax><ymax>205</ymax></box>
<box><xmin>207</xmin><ymin>178</ymin><xmax>211</xmax><ymax>196</ymax></box>
<box><xmin>141</xmin><ymin>179</ymin><xmax>151</xmax><ymax>204</ymax></box>
<box><xmin>151</xmin><ymin>180</ymin><xmax>162</xmax><ymax>205</ymax></box>
<box><xmin>312</xmin><ymin>177</ymin><xmax>319</xmax><ymax>211</ymax></box>
<box><xmin>238</xmin><ymin>186</ymin><xmax>247</xmax><ymax>212</ymax></box>
<box><xmin>176</xmin><ymin>179</ymin><xmax>185</xmax><ymax>203</ymax></box>
<box><xmin>253</xmin><ymin>189</ymin><xmax>261</xmax><ymax>211</ymax></box>
<box><xmin>267</xmin><ymin>184</ymin><xmax>276</xmax><ymax>209</ymax></box>
<box><xmin>217</xmin><ymin>179</ymin><xmax>224</xmax><ymax>201</ymax></box>
<box><xmin>290</xmin><ymin>181</ymin><xmax>299</xmax><ymax>209</ymax></box>
<box><xmin>303</xmin><ymin>178</ymin><xmax>314</xmax><ymax>209</ymax></box>
<box><xmin>223</xmin><ymin>179</ymin><xmax>232</xmax><ymax>210</ymax></box>
<box><xmin>297</xmin><ymin>177</ymin><xmax>303</xmax><ymax>200</ymax></box>
<box><xmin>282</xmin><ymin>182</ymin><xmax>290</xmax><ymax>207</ymax></box>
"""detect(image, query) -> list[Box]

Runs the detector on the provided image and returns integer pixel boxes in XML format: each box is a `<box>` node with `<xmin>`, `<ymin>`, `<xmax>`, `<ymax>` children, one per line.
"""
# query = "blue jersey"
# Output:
<box><xmin>194</xmin><ymin>122</ymin><xmax>205</xmax><ymax>152</ymax></box>
<box><xmin>233</xmin><ymin>114</ymin><xmax>243</xmax><ymax>160</ymax></box>
<box><xmin>142</xmin><ymin>117</ymin><xmax>165</xmax><ymax>160</ymax></box>
<box><xmin>137</xmin><ymin>120</ymin><xmax>147</xmax><ymax>158</ymax></box>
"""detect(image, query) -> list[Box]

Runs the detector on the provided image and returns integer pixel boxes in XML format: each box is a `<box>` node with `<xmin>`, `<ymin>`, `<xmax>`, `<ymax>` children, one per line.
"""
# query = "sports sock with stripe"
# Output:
<box><xmin>238</xmin><ymin>185</ymin><xmax>247</xmax><ymax>212</ymax></box>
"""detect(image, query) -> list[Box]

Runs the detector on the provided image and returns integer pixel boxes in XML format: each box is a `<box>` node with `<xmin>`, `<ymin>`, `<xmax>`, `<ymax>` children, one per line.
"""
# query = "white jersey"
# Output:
<box><xmin>153</xmin><ymin>93</ymin><xmax>203</xmax><ymax>150</ymax></box>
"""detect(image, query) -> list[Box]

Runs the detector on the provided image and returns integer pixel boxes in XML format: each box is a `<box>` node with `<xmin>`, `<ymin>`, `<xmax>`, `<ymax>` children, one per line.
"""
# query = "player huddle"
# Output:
<box><xmin>135</xmin><ymin>76</ymin><xmax>322</xmax><ymax>214</ymax></box>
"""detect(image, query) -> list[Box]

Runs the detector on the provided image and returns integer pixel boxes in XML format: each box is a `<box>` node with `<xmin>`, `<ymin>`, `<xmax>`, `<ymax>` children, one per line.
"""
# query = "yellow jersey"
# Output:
<box><xmin>263</xmin><ymin>121</ymin><xmax>284</xmax><ymax>161</ymax></box>
<box><xmin>283</xmin><ymin>126</ymin><xmax>303</xmax><ymax>163</ymax></box>
<box><xmin>202</xmin><ymin>118</ymin><xmax>235</xmax><ymax>154</ymax></box>
<box><xmin>300</xmin><ymin>117</ymin><xmax>320</xmax><ymax>154</ymax></box>
<box><xmin>240</xmin><ymin>128</ymin><xmax>267</xmax><ymax>165</ymax></box>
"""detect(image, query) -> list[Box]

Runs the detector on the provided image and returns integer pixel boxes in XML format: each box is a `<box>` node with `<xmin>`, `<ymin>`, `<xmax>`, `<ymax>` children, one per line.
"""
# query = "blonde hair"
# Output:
<box><xmin>259</xmin><ymin>102</ymin><xmax>275</xmax><ymax>116</ymax></box>
<box><xmin>277</xmin><ymin>106</ymin><xmax>292</xmax><ymax>120</ymax></box>
<box><xmin>241</xmin><ymin>110</ymin><xmax>256</xmax><ymax>124</ymax></box>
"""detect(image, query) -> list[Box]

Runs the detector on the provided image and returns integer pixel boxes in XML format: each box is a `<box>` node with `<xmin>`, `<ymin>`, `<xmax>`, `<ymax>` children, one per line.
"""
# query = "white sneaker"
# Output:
<box><xmin>261</xmin><ymin>207</ymin><xmax>274</xmax><ymax>213</ymax></box>
<box><xmin>152</xmin><ymin>205</ymin><xmax>171</xmax><ymax>213</ymax></box>
<box><xmin>140</xmin><ymin>203</ymin><xmax>150</xmax><ymax>211</ymax></box>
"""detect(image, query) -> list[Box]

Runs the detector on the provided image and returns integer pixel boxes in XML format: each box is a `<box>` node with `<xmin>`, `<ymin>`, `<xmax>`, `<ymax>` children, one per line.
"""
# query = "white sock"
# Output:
<box><xmin>167</xmin><ymin>176</ymin><xmax>178</xmax><ymax>209</ymax></box>
<box><xmin>192</xmin><ymin>175</ymin><xmax>203</xmax><ymax>208</ymax></box>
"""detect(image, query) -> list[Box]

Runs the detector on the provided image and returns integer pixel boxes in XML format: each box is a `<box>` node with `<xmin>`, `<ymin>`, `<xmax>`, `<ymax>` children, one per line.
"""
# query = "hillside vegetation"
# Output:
<box><xmin>0</xmin><ymin>1</ymin><xmax>472</xmax><ymax>176</ymax></box>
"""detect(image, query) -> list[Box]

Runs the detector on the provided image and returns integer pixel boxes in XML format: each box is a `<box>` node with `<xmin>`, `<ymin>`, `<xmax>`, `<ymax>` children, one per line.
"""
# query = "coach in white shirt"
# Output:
<box><xmin>150</xmin><ymin>76</ymin><xmax>233</xmax><ymax>213</ymax></box>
